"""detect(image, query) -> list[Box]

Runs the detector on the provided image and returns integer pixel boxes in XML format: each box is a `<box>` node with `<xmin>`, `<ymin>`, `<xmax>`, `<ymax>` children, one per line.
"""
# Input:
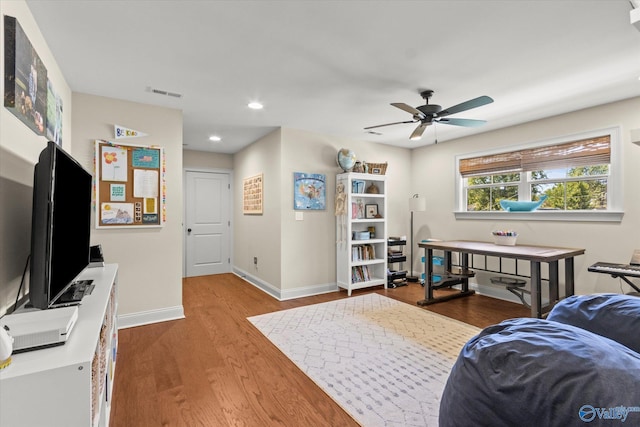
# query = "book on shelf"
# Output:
<box><xmin>352</xmin><ymin>244</ymin><xmax>376</xmax><ymax>261</ymax></box>
<box><xmin>351</xmin><ymin>265</ymin><xmax>372</xmax><ymax>283</ymax></box>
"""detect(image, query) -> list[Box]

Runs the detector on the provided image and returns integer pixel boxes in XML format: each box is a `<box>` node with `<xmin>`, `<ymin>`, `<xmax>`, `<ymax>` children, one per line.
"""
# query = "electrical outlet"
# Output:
<box><xmin>253</xmin><ymin>257</ymin><xmax>258</xmax><ymax>265</ymax></box>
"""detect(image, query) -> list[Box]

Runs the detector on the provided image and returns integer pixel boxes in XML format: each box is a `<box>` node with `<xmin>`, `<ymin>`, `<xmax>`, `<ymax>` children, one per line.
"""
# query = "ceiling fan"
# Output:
<box><xmin>365</xmin><ymin>90</ymin><xmax>494</xmax><ymax>141</ymax></box>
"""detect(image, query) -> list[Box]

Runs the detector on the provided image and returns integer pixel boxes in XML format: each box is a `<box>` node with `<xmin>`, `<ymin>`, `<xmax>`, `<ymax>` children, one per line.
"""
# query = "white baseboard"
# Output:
<box><xmin>117</xmin><ymin>305</ymin><xmax>185</xmax><ymax>329</ymax></box>
<box><xmin>233</xmin><ymin>267</ymin><xmax>339</xmax><ymax>301</ymax></box>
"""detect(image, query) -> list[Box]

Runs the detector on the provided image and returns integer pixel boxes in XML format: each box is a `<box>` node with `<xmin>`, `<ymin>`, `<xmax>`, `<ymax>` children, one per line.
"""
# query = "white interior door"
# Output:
<box><xmin>185</xmin><ymin>171</ymin><xmax>230</xmax><ymax>277</ymax></box>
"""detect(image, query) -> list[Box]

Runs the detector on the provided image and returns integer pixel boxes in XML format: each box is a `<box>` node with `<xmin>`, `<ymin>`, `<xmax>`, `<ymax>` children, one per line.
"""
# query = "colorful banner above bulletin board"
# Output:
<box><xmin>94</xmin><ymin>139</ymin><xmax>165</xmax><ymax>228</ymax></box>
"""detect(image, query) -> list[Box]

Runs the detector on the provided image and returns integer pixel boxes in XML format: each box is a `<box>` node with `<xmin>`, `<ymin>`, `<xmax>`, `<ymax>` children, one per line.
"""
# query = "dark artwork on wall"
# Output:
<box><xmin>4</xmin><ymin>15</ymin><xmax>48</xmax><ymax>136</ymax></box>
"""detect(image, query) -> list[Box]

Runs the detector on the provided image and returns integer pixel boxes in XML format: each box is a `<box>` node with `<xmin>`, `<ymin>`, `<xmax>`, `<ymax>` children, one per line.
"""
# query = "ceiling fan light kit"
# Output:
<box><xmin>366</xmin><ymin>89</ymin><xmax>494</xmax><ymax>141</ymax></box>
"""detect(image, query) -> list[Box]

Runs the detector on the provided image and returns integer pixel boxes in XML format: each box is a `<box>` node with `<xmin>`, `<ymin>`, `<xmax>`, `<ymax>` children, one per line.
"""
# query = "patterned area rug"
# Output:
<box><xmin>247</xmin><ymin>293</ymin><xmax>481</xmax><ymax>426</ymax></box>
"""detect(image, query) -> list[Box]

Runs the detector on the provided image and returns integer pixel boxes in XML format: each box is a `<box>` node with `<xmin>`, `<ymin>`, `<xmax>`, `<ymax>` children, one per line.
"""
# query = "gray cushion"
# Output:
<box><xmin>547</xmin><ymin>293</ymin><xmax>640</xmax><ymax>353</ymax></box>
<box><xmin>439</xmin><ymin>318</ymin><xmax>640</xmax><ymax>427</ymax></box>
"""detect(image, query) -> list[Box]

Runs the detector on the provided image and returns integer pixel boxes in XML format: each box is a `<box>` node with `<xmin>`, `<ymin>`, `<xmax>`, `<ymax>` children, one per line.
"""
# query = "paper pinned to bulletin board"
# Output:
<box><xmin>95</xmin><ymin>139</ymin><xmax>165</xmax><ymax>228</ymax></box>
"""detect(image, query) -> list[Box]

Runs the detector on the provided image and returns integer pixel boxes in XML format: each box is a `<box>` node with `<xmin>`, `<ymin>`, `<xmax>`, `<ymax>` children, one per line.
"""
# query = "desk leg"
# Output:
<box><xmin>418</xmin><ymin>249</ymin><xmax>474</xmax><ymax>306</ymax></box>
<box><xmin>425</xmin><ymin>248</ymin><xmax>434</xmax><ymax>300</ymax></box>
<box><xmin>530</xmin><ymin>261</ymin><xmax>542</xmax><ymax>318</ymax></box>
<box><xmin>461</xmin><ymin>252</ymin><xmax>470</xmax><ymax>292</ymax></box>
<box><xmin>549</xmin><ymin>260</ymin><xmax>559</xmax><ymax>305</ymax></box>
<box><xmin>564</xmin><ymin>257</ymin><xmax>575</xmax><ymax>297</ymax></box>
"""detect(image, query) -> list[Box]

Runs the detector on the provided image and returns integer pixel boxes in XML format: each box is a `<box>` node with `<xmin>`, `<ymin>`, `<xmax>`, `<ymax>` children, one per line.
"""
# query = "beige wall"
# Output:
<box><xmin>234</xmin><ymin>127</ymin><xmax>411</xmax><ymax>299</ymax></box>
<box><xmin>0</xmin><ymin>0</ymin><xmax>72</xmax><ymax>315</ymax></box>
<box><xmin>233</xmin><ymin>129</ymin><xmax>283</xmax><ymax>292</ymax></box>
<box><xmin>72</xmin><ymin>93</ymin><xmax>184</xmax><ymax>324</ymax></box>
<box><xmin>183</xmin><ymin>149</ymin><xmax>233</xmax><ymax>170</ymax></box>
<box><xmin>410</xmin><ymin>96</ymin><xmax>640</xmax><ymax>296</ymax></box>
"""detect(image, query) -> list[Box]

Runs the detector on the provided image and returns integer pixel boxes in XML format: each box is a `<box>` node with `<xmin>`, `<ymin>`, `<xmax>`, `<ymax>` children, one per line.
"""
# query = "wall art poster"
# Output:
<box><xmin>4</xmin><ymin>15</ymin><xmax>48</xmax><ymax>135</ymax></box>
<box><xmin>101</xmin><ymin>202</ymin><xmax>134</xmax><ymax>224</ymax></box>
<box><xmin>101</xmin><ymin>146</ymin><xmax>128</xmax><ymax>182</ymax></box>
<box><xmin>243</xmin><ymin>173</ymin><xmax>263</xmax><ymax>214</ymax></box>
<box><xmin>294</xmin><ymin>172</ymin><xmax>326</xmax><ymax>210</ymax></box>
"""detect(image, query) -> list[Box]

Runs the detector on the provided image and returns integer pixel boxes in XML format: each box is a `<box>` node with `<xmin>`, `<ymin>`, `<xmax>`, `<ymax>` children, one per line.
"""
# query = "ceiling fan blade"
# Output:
<box><xmin>409</xmin><ymin>123</ymin><xmax>429</xmax><ymax>140</ymax></box>
<box><xmin>391</xmin><ymin>102</ymin><xmax>424</xmax><ymax>117</ymax></box>
<box><xmin>364</xmin><ymin>120</ymin><xmax>417</xmax><ymax>130</ymax></box>
<box><xmin>438</xmin><ymin>95</ymin><xmax>493</xmax><ymax>117</ymax></box>
<box><xmin>437</xmin><ymin>118</ymin><xmax>487</xmax><ymax>127</ymax></box>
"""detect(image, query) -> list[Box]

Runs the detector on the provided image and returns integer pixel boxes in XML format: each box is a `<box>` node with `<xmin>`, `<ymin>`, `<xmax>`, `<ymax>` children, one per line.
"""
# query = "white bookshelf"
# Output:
<box><xmin>0</xmin><ymin>264</ymin><xmax>119</xmax><ymax>427</ymax></box>
<box><xmin>336</xmin><ymin>173</ymin><xmax>387</xmax><ymax>296</ymax></box>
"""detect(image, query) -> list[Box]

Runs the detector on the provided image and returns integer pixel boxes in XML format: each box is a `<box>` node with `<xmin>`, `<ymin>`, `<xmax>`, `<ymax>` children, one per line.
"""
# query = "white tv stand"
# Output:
<box><xmin>0</xmin><ymin>264</ymin><xmax>119</xmax><ymax>427</ymax></box>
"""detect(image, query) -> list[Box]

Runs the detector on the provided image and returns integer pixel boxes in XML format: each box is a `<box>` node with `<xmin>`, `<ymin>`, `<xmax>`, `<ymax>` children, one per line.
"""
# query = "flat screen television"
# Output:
<box><xmin>29</xmin><ymin>141</ymin><xmax>92</xmax><ymax>309</ymax></box>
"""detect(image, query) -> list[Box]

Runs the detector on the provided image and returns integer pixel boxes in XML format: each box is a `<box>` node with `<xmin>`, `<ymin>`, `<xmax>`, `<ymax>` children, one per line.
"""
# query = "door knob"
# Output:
<box><xmin>187</xmin><ymin>228</ymin><xmax>192</xmax><ymax>233</ymax></box>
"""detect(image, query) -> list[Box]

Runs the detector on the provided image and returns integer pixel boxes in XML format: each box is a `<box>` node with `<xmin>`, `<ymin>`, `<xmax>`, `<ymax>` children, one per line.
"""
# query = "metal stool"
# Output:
<box><xmin>491</xmin><ymin>276</ymin><xmax>530</xmax><ymax>308</ymax></box>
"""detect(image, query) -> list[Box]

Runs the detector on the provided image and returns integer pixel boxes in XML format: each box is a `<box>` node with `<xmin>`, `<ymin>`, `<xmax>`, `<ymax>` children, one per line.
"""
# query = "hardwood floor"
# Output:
<box><xmin>110</xmin><ymin>274</ymin><xmax>529</xmax><ymax>426</ymax></box>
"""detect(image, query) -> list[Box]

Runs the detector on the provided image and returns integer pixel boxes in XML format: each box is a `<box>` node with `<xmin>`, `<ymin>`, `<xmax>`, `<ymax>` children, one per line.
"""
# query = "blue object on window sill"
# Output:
<box><xmin>500</xmin><ymin>195</ymin><xmax>548</xmax><ymax>212</ymax></box>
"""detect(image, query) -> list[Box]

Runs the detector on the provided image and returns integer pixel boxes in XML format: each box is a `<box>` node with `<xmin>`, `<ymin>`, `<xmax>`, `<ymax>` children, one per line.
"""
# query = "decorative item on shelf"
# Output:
<box><xmin>408</xmin><ymin>194</ymin><xmax>427</xmax><ymax>282</ymax></box>
<box><xmin>353</xmin><ymin>161</ymin><xmax>365</xmax><ymax>173</ymax></box>
<box><xmin>352</xmin><ymin>180</ymin><xmax>366</xmax><ymax>194</ymax></box>
<box><xmin>353</xmin><ymin>231</ymin><xmax>371</xmax><ymax>240</ymax></box>
<box><xmin>365</xmin><ymin>182</ymin><xmax>379</xmax><ymax>194</ymax></box>
<box><xmin>368</xmin><ymin>226</ymin><xmax>376</xmax><ymax>238</ymax></box>
<box><xmin>367</xmin><ymin>162</ymin><xmax>388</xmax><ymax>175</ymax></box>
<box><xmin>492</xmin><ymin>230</ymin><xmax>518</xmax><ymax>246</ymax></box>
<box><xmin>365</xmin><ymin>204</ymin><xmax>378</xmax><ymax>219</ymax></box>
<box><xmin>337</xmin><ymin>148</ymin><xmax>357</xmax><ymax>172</ymax></box>
<box><xmin>500</xmin><ymin>195</ymin><xmax>547</xmax><ymax>212</ymax></box>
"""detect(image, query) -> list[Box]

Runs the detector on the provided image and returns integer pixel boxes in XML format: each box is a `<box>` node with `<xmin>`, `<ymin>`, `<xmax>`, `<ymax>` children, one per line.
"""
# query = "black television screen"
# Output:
<box><xmin>29</xmin><ymin>141</ymin><xmax>92</xmax><ymax>309</ymax></box>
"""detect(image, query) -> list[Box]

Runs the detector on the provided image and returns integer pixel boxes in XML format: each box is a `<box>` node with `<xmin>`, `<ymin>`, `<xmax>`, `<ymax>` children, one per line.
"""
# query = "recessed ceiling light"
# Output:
<box><xmin>209</xmin><ymin>135</ymin><xmax>221</xmax><ymax>142</ymax></box>
<box><xmin>248</xmin><ymin>101</ymin><xmax>264</xmax><ymax>110</ymax></box>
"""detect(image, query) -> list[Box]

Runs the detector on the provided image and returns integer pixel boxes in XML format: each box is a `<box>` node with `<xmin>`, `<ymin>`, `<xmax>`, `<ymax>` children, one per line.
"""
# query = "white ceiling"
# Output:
<box><xmin>25</xmin><ymin>0</ymin><xmax>640</xmax><ymax>154</ymax></box>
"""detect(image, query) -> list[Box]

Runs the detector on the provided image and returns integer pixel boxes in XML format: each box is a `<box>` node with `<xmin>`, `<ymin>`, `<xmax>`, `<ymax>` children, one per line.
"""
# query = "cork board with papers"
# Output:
<box><xmin>95</xmin><ymin>139</ymin><xmax>165</xmax><ymax>228</ymax></box>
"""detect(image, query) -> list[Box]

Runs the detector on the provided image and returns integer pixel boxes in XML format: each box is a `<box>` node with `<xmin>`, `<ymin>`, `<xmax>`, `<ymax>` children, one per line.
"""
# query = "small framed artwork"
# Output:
<box><xmin>365</xmin><ymin>204</ymin><xmax>378</xmax><ymax>219</ymax></box>
<box><xmin>293</xmin><ymin>172</ymin><xmax>326</xmax><ymax>210</ymax></box>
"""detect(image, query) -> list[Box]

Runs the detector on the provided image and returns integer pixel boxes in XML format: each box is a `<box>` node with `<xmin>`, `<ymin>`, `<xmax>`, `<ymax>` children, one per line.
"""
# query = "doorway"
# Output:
<box><xmin>184</xmin><ymin>170</ymin><xmax>232</xmax><ymax>277</ymax></box>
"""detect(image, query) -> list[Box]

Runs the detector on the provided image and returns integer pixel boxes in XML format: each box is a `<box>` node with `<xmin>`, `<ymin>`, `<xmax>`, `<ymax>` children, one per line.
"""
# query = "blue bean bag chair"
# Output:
<box><xmin>547</xmin><ymin>293</ymin><xmax>640</xmax><ymax>353</ymax></box>
<box><xmin>439</xmin><ymin>317</ymin><xmax>640</xmax><ymax>427</ymax></box>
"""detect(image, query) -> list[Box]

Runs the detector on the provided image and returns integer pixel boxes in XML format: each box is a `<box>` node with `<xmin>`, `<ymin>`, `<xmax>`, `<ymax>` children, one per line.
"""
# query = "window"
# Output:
<box><xmin>455</xmin><ymin>128</ymin><xmax>622</xmax><ymax>221</ymax></box>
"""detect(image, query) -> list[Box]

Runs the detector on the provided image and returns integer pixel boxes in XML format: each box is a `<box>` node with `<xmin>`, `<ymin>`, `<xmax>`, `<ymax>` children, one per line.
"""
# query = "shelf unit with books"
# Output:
<box><xmin>336</xmin><ymin>172</ymin><xmax>387</xmax><ymax>296</ymax></box>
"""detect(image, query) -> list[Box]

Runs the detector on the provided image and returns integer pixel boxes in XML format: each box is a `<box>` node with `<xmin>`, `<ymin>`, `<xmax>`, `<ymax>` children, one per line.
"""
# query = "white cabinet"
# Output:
<box><xmin>336</xmin><ymin>173</ymin><xmax>387</xmax><ymax>296</ymax></box>
<box><xmin>0</xmin><ymin>264</ymin><xmax>119</xmax><ymax>427</ymax></box>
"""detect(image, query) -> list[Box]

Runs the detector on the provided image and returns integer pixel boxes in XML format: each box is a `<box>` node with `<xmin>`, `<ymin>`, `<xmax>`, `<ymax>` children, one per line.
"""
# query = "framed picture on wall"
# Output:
<box><xmin>243</xmin><ymin>173</ymin><xmax>263</xmax><ymax>214</ymax></box>
<box><xmin>293</xmin><ymin>172</ymin><xmax>326</xmax><ymax>210</ymax></box>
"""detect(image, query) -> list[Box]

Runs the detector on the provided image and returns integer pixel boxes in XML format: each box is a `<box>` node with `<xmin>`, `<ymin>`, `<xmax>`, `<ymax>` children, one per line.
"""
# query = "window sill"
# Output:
<box><xmin>454</xmin><ymin>210</ymin><xmax>624</xmax><ymax>222</ymax></box>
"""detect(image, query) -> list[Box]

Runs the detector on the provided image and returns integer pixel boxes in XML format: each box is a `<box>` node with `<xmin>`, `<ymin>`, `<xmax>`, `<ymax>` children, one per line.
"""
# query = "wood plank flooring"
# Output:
<box><xmin>110</xmin><ymin>274</ymin><xmax>529</xmax><ymax>427</ymax></box>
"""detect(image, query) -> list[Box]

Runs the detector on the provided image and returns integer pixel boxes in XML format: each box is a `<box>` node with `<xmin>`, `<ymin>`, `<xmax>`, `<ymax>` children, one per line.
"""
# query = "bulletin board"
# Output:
<box><xmin>95</xmin><ymin>139</ymin><xmax>165</xmax><ymax>228</ymax></box>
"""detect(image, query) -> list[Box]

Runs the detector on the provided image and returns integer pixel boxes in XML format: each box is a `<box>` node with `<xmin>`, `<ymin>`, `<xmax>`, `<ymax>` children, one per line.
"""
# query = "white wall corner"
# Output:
<box><xmin>233</xmin><ymin>268</ymin><xmax>282</xmax><ymax>300</ymax></box>
<box><xmin>631</xmin><ymin>128</ymin><xmax>640</xmax><ymax>145</ymax></box>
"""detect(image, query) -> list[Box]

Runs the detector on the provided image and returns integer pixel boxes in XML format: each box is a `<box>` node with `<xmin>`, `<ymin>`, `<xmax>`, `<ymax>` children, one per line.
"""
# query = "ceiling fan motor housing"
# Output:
<box><xmin>417</xmin><ymin>104</ymin><xmax>442</xmax><ymax>116</ymax></box>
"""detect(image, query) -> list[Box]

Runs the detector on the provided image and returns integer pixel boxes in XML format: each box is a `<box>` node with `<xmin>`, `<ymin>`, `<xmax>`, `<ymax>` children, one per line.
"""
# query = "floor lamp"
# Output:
<box><xmin>407</xmin><ymin>194</ymin><xmax>427</xmax><ymax>282</ymax></box>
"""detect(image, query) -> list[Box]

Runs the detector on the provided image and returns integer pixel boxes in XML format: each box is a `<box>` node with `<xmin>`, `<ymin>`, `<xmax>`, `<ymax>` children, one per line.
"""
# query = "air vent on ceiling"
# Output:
<box><xmin>146</xmin><ymin>86</ymin><xmax>183</xmax><ymax>98</ymax></box>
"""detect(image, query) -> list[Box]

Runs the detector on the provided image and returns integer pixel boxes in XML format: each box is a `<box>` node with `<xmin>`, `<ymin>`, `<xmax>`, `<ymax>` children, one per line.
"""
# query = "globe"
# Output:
<box><xmin>337</xmin><ymin>148</ymin><xmax>356</xmax><ymax>172</ymax></box>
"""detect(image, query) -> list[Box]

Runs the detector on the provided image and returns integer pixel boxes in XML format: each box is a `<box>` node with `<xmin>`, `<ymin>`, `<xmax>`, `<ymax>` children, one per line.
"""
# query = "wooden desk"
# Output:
<box><xmin>418</xmin><ymin>240</ymin><xmax>585</xmax><ymax>318</ymax></box>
